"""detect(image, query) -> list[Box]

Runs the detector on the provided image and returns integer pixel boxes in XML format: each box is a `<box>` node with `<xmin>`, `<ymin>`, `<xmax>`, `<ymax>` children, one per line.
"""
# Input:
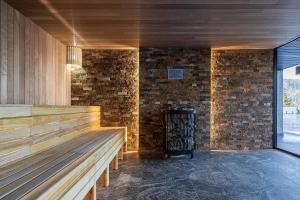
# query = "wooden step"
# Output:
<box><xmin>0</xmin><ymin>128</ymin><xmax>125</xmax><ymax>200</ymax></box>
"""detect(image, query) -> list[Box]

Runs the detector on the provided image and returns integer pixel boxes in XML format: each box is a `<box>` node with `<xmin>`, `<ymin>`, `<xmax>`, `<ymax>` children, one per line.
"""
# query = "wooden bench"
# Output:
<box><xmin>0</xmin><ymin>105</ymin><xmax>127</xmax><ymax>200</ymax></box>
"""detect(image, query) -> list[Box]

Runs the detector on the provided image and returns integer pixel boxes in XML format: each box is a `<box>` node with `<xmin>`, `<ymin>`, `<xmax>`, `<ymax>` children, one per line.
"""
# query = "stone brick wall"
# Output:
<box><xmin>71</xmin><ymin>48</ymin><xmax>274</xmax><ymax>153</ymax></box>
<box><xmin>139</xmin><ymin>48</ymin><xmax>211</xmax><ymax>153</ymax></box>
<box><xmin>211</xmin><ymin>49</ymin><xmax>273</xmax><ymax>150</ymax></box>
<box><xmin>71</xmin><ymin>50</ymin><xmax>139</xmax><ymax>151</ymax></box>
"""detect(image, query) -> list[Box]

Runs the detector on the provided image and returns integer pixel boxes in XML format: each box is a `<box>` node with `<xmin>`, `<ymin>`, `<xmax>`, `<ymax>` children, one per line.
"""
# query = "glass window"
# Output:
<box><xmin>277</xmin><ymin>65</ymin><xmax>300</xmax><ymax>155</ymax></box>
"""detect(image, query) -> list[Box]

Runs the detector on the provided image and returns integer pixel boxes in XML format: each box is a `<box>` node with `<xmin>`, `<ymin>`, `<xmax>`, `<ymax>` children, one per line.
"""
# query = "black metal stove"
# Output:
<box><xmin>164</xmin><ymin>107</ymin><xmax>196</xmax><ymax>158</ymax></box>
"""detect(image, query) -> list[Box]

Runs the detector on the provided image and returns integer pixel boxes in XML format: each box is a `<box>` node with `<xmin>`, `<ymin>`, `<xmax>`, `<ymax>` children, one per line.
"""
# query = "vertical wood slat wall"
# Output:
<box><xmin>0</xmin><ymin>0</ymin><xmax>71</xmax><ymax>105</ymax></box>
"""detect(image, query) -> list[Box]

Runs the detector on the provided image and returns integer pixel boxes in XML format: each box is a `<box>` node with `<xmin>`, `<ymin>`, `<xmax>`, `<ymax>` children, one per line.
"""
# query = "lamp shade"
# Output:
<box><xmin>66</xmin><ymin>46</ymin><xmax>82</xmax><ymax>67</ymax></box>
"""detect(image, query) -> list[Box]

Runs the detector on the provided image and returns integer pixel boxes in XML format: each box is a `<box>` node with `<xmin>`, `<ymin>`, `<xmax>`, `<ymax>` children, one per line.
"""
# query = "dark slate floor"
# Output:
<box><xmin>97</xmin><ymin>150</ymin><xmax>300</xmax><ymax>200</ymax></box>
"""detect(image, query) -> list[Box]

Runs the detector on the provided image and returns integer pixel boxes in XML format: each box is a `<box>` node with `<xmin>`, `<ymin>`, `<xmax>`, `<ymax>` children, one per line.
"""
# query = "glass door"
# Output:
<box><xmin>276</xmin><ymin>38</ymin><xmax>300</xmax><ymax>156</ymax></box>
<box><xmin>277</xmin><ymin>66</ymin><xmax>300</xmax><ymax>155</ymax></box>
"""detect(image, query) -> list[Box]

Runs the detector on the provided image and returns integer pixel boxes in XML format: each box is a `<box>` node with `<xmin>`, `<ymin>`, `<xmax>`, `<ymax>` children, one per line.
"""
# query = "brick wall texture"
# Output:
<box><xmin>211</xmin><ymin>49</ymin><xmax>273</xmax><ymax>150</ymax></box>
<box><xmin>71</xmin><ymin>49</ymin><xmax>139</xmax><ymax>151</ymax></box>
<box><xmin>71</xmin><ymin>48</ymin><xmax>274</xmax><ymax>153</ymax></box>
<box><xmin>139</xmin><ymin>48</ymin><xmax>211</xmax><ymax>153</ymax></box>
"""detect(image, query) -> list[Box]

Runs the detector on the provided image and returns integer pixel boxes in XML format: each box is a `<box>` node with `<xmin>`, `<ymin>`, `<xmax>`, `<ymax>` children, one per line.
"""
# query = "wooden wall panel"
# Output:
<box><xmin>7</xmin><ymin>4</ymin><xmax>13</xmax><ymax>104</ymax></box>
<box><xmin>0</xmin><ymin>0</ymin><xmax>7</xmax><ymax>104</ymax></box>
<box><xmin>24</xmin><ymin>19</ymin><xmax>29</xmax><ymax>104</ymax></box>
<box><xmin>0</xmin><ymin>0</ymin><xmax>70</xmax><ymax>105</ymax></box>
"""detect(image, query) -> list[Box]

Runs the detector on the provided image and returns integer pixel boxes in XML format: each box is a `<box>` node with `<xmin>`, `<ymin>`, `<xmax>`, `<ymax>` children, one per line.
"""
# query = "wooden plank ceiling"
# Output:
<box><xmin>4</xmin><ymin>0</ymin><xmax>300</xmax><ymax>49</ymax></box>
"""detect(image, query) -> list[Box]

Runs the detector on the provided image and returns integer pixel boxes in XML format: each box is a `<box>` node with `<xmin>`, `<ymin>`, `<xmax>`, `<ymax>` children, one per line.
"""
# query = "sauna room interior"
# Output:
<box><xmin>0</xmin><ymin>0</ymin><xmax>300</xmax><ymax>199</ymax></box>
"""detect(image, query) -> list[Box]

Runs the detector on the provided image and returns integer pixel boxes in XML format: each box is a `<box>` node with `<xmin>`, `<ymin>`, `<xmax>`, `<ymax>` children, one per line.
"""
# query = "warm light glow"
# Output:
<box><xmin>38</xmin><ymin>0</ymin><xmax>140</xmax><ymax>49</ymax></box>
<box><xmin>66</xmin><ymin>46</ymin><xmax>82</xmax><ymax>68</ymax></box>
<box><xmin>39</xmin><ymin>0</ymin><xmax>87</xmax><ymax>45</ymax></box>
<box><xmin>210</xmin><ymin>50</ymin><xmax>216</xmax><ymax>149</ymax></box>
<box><xmin>136</xmin><ymin>49</ymin><xmax>140</xmax><ymax>151</ymax></box>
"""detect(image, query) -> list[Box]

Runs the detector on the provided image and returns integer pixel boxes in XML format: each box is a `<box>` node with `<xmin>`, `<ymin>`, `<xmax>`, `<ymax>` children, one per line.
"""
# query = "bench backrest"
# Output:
<box><xmin>0</xmin><ymin>105</ymin><xmax>101</xmax><ymax>167</ymax></box>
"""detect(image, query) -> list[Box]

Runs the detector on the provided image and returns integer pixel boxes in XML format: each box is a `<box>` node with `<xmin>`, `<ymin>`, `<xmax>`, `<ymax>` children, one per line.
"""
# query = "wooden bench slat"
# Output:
<box><xmin>3</xmin><ymin>133</ymin><xmax>122</xmax><ymax>200</ymax></box>
<box><xmin>0</xmin><ymin>105</ymin><xmax>126</xmax><ymax>200</ymax></box>
<box><xmin>0</xmin><ymin>134</ymin><xmax>100</xmax><ymax>187</ymax></box>
<box><xmin>0</xmin><ymin>154</ymin><xmax>54</xmax><ymax>186</ymax></box>
<box><xmin>65</xmin><ymin>137</ymin><xmax>124</xmax><ymax>200</ymax></box>
<box><xmin>0</xmin><ymin>132</ymin><xmax>104</xmax><ymax>181</ymax></box>
<box><xmin>27</xmin><ymin>134</ymin><xmax>124</xmax><ymax>200</ymax></box>
<box><xmin>0</xmin><ymin>132</ymin><xmax>95</xmax><ymax>180</ymax></box>
<box><xmin>0</xmin><ymin>133</ymin><xmax>110</xmax><ymax>196</ymax></box>
<box><xmin>0</xmin><ymin>154</ymin><xmax>50</xmax><ymax>179</ymax></box>
<box><xmin>50</xmin><ymin>136</ymin><xmax>123</xmax><ymax>199</ymax></box>
<box><xmin>0</xmin><ymin>130</ymin><xmax>122</xmax><ymax>199</ymax></box>
<box><xmin>0</xmin><ymin>106</ymin><xmax>101</xmax><ymax>167</ymax></box>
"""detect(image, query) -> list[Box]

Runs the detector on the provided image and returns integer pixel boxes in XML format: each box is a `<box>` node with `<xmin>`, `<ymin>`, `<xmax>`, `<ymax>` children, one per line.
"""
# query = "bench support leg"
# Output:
<box><xmin>86</xmin><ymin>184</ymin><xmax>96</xmax><ymax>200</ymax></box>
<box><xmin>100</xmin><ymin>167</ymin><xmax>109</xmax><ymax>187</ymax></box>
<box><xmin>112</xmin><ymin>155</ymin><xmax>118</xmax><ymax>170</ymax></box>
<box><xmin>123</xmin><ymin>142</ymin><xmax>127</xmax><ymax>153</ymax></box>
<box><xmin>118</xmin><ymin>147</ymin><xmax>124</xmax><ymax>160</ymax></box>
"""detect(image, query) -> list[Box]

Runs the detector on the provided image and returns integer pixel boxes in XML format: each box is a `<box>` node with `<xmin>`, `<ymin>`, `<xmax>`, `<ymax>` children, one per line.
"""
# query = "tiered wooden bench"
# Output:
<box><xmin>0</xmin><ymin>105</ymin><xmax>127</xmax><ymax>200</ymax></box>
